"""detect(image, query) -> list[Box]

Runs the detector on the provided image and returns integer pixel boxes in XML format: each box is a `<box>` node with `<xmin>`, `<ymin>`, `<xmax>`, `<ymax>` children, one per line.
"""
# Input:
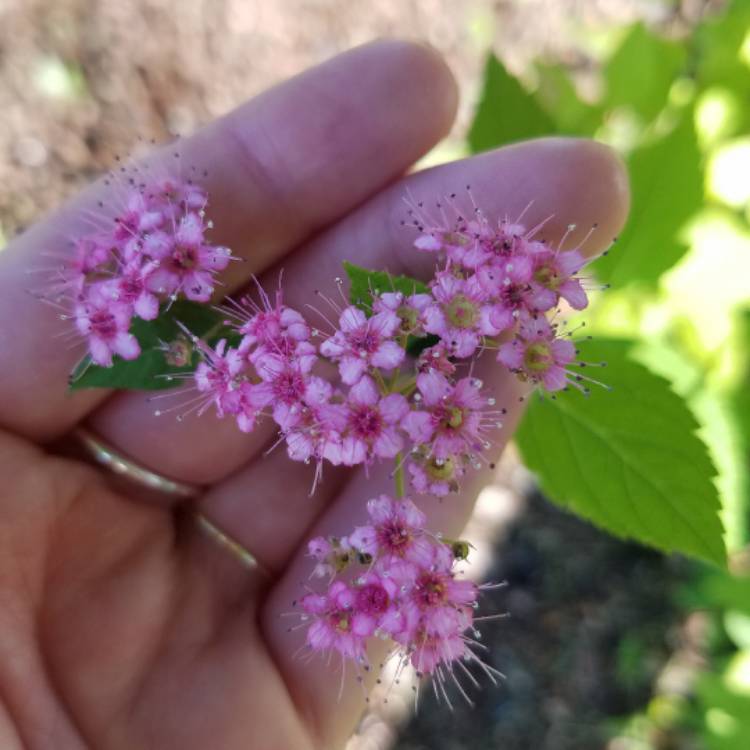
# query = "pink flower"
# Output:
<box><xmin>320</xmin><ymin>306</ymin><xmax>405</xmax><ymax>385</ymax></box>
<box><xmin>351</xmin><ymin>572</ymin><xmax>403</xmax><ymax>637</ymax></box>
<box><xmin>299</xmin><ymin>496</ymin><xmax>502</xmax><ymax>686</ymax></box>
<box><xmin>49</xmin><ymin>174</ymin><xmax>239</xmax><ymax>372</ymax></box>
<box><xmin>476</xmin><ymin>249</ymin><xmax>533</xmax><ymax>311</ymax></box>
<box><xmin>397</xmin><ymin>597</ymin><xmax>474</xmax><ymax>655</ymax></box>
<box><xmin>101</xmin><ymin>259</ymin><xmax>161</xmax><ymax>320</ymax></box>
<box><xmin>416</xmin><ymin>342</ymin><xmax>456</xmax><ymax>376</ymax></box>
<box><xmin>527</xmin><ymin>245</ymin><xmax>589</xmax><ymax>311</ymax></box>
<box><xmin>322</xmin><ymin>376</ymin><xmax>409</xmax><ymax>466</ymax></box>
<box><xmin>423</xmin><ymin>271</ymin><xmax>511</xmax><ymax>358</ymax></box>
<box><xmin>497</xmin><ymin>312</ymin><xmax>577</xmax><ymax>391</ymax></box>
<box><xmin>247</xmin><ymin>356</ymin><xmax>312</xmax><ymax>428</ymax></box>
<box><xmin>194</xmin><ymin>338</ymin><xmax>246</xmax><ymax>418</ymax></box>
<box><xmin>388</xmin><ymin>546</ymin><xmax>479</xmax><ymax>673</ymax></box>
<box><xmin>250</xmin><ymin>338</ymin><xmax>318</xmax><ymax>383</ymax></box>
<box><xmin>75</xmin><ymin>235</ymin><xmax>113</xmax><ymax>273</ymax></box>
<box><xmin>348</xmin><ymin>495</ymin><xmax>434</xmax><ymax>569</ymax></box>
<box><xmin>403</xmin><ymin>372</ymin><xmax>496</xmax><ymax>460</ymax></box>
<box><xmin>149</xmin><ymin>178</ymin><xmax>208</xmax><ymax>216</ymax></box>
<box><xmin>299</xmin><ymin>581</ymin><xmax>369</xmax><ymax>661</ymax></box>
<box><xmin>413</xmin><ymin>216</ymin><xmax>472</xmax><ymax>265</ymax></box>
<box><xmin>408</xmin><ymin>453</ymin><xmax>466</xmax><ymax>497</ymax></box>
<box><xmin>281</xmin><ymin>376</ymin><xmax>346</xmax><ymax>472</ymax></box>
<box><xmin>227</xmin><ymin>383</ymin><xmax>265</xmax><ymax>433</ymax></box>
<box><xmin>308</xmin><ymin>536</ymin><xmax>334</xmax><ymax>563</ymax></box>
<box><xmin>410</xmin><ymin>562</ymin><xmax>478</xmax><ymax>623</ymax></box>
<box><xmin>408</xmin><ymin>627</ymin><xmax>471</xmax><ymax>675</ymax></box>
<box><xmin>455</xmin><ymin>219</ymin><xmax>529</xmax><ymax>271</ymax></box>
<box><xmin>409</xmin><ymin>200</ymin><xmax>528</xmax><ymax>272</ymax></box>
<box><xmin>147</xmin><ymin>212</ymin><xmax>232</xmax><ymax>301</ymax></box>
<box><xmin>112</xmin><ymin>191</ymin><xmax>164</xmax><ymax>244</ymax></box>
<box><xmin>51</xmin><ymin>235</ymin><xmax>112</xmax><ymax>298</ymax></box>
<box><xmin>249</xmin><ymin>339</ymin><xmax>319</xmax><ymax>381</ymax></box>
<box><xmin>74</xmin><ymin>286</ymin><xmax>139</xmax><ymax>367</ymax></box>
<box><xmin>372</xmin><ymin>291</ymin><xmax>432</xmax><ymax>336</ymax></box>
<box><xmin>231</xmin><ymin>287</ymin><xmax>311</xmax><ymax>358</ymax></box>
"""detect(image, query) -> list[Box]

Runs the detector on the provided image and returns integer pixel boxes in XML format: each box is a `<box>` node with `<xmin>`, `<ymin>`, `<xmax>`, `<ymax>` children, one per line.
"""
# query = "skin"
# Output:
<box><xmin>0</xmin><ymin>40</ymin><xmax>630</xmax><ymax>750</ymax></box>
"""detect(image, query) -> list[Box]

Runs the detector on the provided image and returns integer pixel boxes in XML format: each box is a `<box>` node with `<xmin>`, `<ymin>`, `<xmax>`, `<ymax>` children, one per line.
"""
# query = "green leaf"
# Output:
<box><xmin>591</xmin><ymin>109</ymin><xmax>703</xmax><ymax>288</ymax></box>
<box><xmin>690</xmin><ymin>570</ymin><xmax>750</xmax><ymax>617</ymax></box>
<box><xmin>515</xmin><ymin>339</ymin><xmax>726</xmax><ymax>566</ymax></box>
<box><xmin>534</xmin><ymin>63</ymin><xmax>601</xmax><ymax>136</ymax></box>
<box><xmin>70</xmin><ymin>300</ymin><xmax>227</xmax><ymax>391</ymax></box>
<box><xmin>697</xmin><ymin>0</ymin><xmax>750</xmax><ymax>92</ymax></box>
<box><xmin>697</xmin><ymin>674</ymin><xmax>750</xmax><ymax>750</ymax></box>
<box><xmin>730</xmin><ymin>308</ymin><xmax>750</xmax><ymax>544</ymax></box>
<box><xmin>343</xmin><ymin>261</ymin><xmax>428</xmax><ymax>313</ymax></box>
<box><xmin>603</xmin><ymin>23</ymin><xmax>686</xmax><ymax>122</ymax></box>
<box><xmin>692</xmin><ymin>0</ymin><xmax>750</xmax><ymax>144</ymax></box>
<box><xmin>468</xmin><ymin>54</ymin><xmax>555</xmax><ymax>153</ymax></box>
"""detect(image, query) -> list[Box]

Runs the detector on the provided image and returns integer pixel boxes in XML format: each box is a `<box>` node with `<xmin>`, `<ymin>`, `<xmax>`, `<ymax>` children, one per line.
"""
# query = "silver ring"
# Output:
<box><xmin>193</xmin><ymin>512</ymin><xmax>272</xmax><ymax>573</ymax></box>
<box><xmin>74</xmin><ymin>427</ymin><xmax>270</xmax><ymax>575</ymax></box>
<box><xmin>74</xmin><ymin>426</ymin><xmax>201</xmax><ymax>498</ymax></box>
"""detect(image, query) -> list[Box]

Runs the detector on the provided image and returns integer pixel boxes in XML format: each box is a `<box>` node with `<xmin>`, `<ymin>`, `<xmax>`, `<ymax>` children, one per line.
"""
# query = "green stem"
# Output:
<box><xmin>373</xmin><ymin>369</ymin><xmax>388</xmax><ymax>394</ymax></box>
<box><xmin>394</xmin><ymin>453</ymin><xmax>405</xmax><ymax>498</ymax></box>
<box><xmin>397</xmin><ymin>377</ymin><xmax>417</xmax><ymax>397</ymax></box>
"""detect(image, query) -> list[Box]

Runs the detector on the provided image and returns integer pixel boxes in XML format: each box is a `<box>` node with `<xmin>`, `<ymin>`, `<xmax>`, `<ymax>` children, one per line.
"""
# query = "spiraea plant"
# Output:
<box><xmin>44</xmin><ymin>163</ymin><xmax>606</xmax><ymax>702</ymax></box>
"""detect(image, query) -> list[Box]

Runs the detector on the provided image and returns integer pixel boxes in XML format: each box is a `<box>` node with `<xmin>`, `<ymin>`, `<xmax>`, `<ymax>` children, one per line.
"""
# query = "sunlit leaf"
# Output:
<box><xmin>730</xmin><ymin>308</ymin><xmax>750</xmax><ymax>544</ymax></box>
<box><xmin>591</xmin><ymin>109</ymin><xmax>703</xmax><ymax>288</ymax></box>
<box><xmin>516</xmin><ymin>339</ymin><xmax>726</xmax><ymax>566</ymax></box>
<box><xmin>697</xmin><ymin>0</ymin><xmax>750</xmax><ymax>90</ymax></box>
<box><xmin>468</xmin><ymin>54</ymin><xmax>555</xmax><ymax>153</ymax></box>
<box><xmin>604</xmin><ymin>23</ymin><xmax>686</xmax><ymax>122</ymax></box>
<box><xmin>697</xmin><ymin>674</ymin><xmax>750</xmax><ymax>749</ymax></box>
<box><xmin>535</xmin><ymin>63</ymin><xmax>601</xmax><ymax>135</ymax></box>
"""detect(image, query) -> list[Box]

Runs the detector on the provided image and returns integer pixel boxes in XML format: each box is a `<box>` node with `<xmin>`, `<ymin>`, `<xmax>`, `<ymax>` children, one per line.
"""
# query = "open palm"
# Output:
<box><xmin>0</xmin><ymin>41</ymin><xmax>628</xmax><ymax>750</ymax></box>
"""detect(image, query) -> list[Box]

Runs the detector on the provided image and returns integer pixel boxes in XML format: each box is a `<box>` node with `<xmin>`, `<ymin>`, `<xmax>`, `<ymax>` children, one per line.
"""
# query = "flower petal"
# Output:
<box><xmin>403</xmin><ymin>410</ymin><xmax>434</xmax><ymax>444</ymax></box>
<box><xmin>339</xmin><ymin>356</ymin><xmax>367</xmax><ymax>385</ymax></box>
<box><xmin>348</xmin><ymin>375</ymin><xmax>379</xmax><ymax>406</ymax></box>
<box><xmin>380</xmin><ymin>393</ymin><xmax>409</xmax><ymax>423</ymax></box>
<box><xmin>339</xmin><ymin>305</ymin><xmax>367</xmax><ymax>332</ymax></box>
<box><xmin>176</xmin><ymin>212</ymin><xmax>204</xmax><ymax>247</ymax></box>
<box><xmin>371</xmin><ymin>340</ymin><xmax>405</xmax><ymax>371</ymax></box>
<box><xmin>134</xmin><ymin>291</ymin><xmax>159</xmax><ymax>321</ymax></box>
<box><xmin>416</xmin><ymin>371</ymin><xmax>451</xmax><ymax>406</ymax></box>
<box><xmin>497</xmin><ymin>341</ymin><xmax>524</xmax><ymax>369</ymax></box>
<box><xmin>113</xmin><ymin>332</ymin><xmax>140</xmax><ymax>361</ymax></box>
<box><xmin>374</xmin><ymin>427</ymin><xmax>403</xmax><ymax>458</ymax></box>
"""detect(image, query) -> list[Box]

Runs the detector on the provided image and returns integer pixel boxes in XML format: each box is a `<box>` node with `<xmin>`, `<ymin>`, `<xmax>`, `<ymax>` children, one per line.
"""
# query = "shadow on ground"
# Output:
<box><xmin>395</xmin><ymin>490</ymin><xmax>692</xmax><ymax>750</ymax></box>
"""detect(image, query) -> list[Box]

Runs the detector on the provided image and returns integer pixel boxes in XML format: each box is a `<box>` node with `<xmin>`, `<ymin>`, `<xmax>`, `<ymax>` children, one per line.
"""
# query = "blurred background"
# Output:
<box><xmin>2</xmin><ymin>0</ymin><xmax>750</xmax><ymax>748</ymax></box>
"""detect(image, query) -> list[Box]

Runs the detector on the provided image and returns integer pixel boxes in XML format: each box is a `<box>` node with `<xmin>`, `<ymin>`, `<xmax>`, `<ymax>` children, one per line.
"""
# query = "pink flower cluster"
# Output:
<box><xmin>180</xmin><ymin>197</ymin><xmax>595</xmax><ymax>506</ymax></box>
<box><xmin>180</xmin><ymin>284</ymin><xmax>503</xmax><ymax>497</ymax></box>
<box><xmin>53</xmin><ymin>171</ymin><xmax>603</xmax><ymax>700</ymax></box>
<box><xmin>411</xmin><ymin>201</ymin><xmax>591</xmax><ymax>392</ymax></box>
<box><xmin>297</xmin><ymin>495</ymin><xmax>500</xmax><ymax>684</ymax></box>
<box><xmin>56</xmin><ymin>177</ymin><xmax>232</xmax><ymax>366</ymax></box>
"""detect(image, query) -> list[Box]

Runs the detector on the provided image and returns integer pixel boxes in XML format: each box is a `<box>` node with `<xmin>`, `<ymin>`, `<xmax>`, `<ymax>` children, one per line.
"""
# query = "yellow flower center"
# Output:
<box><xmin>427</xmin><ymin>456</ymin><xmax>455</xmax><ymax>480</ymax></box>
<box><xmin>533</xmin><ymin>265</ymin><xmax>561</xmax><ymax>291</ymax></box>
<box><xmin>524</xmin><ymin>342</ymin><xmax>553</xmax><ymax>372</ymax></box>
<box><xmin>445</xmin><ymin>295</ymin><xmax>478</xmax><ymax>328</ymax></box>
<box><xmin>397</xmin><ymin>304</ymin><xmax>419</xmax><ymax>331</ymax></box>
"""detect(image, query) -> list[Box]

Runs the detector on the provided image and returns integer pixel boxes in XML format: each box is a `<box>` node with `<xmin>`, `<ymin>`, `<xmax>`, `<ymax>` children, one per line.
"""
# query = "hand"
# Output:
<box><xmin>0</xmin><ymin>40</ymin><xmax>629</xmax><ymax>749</ymax></box>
